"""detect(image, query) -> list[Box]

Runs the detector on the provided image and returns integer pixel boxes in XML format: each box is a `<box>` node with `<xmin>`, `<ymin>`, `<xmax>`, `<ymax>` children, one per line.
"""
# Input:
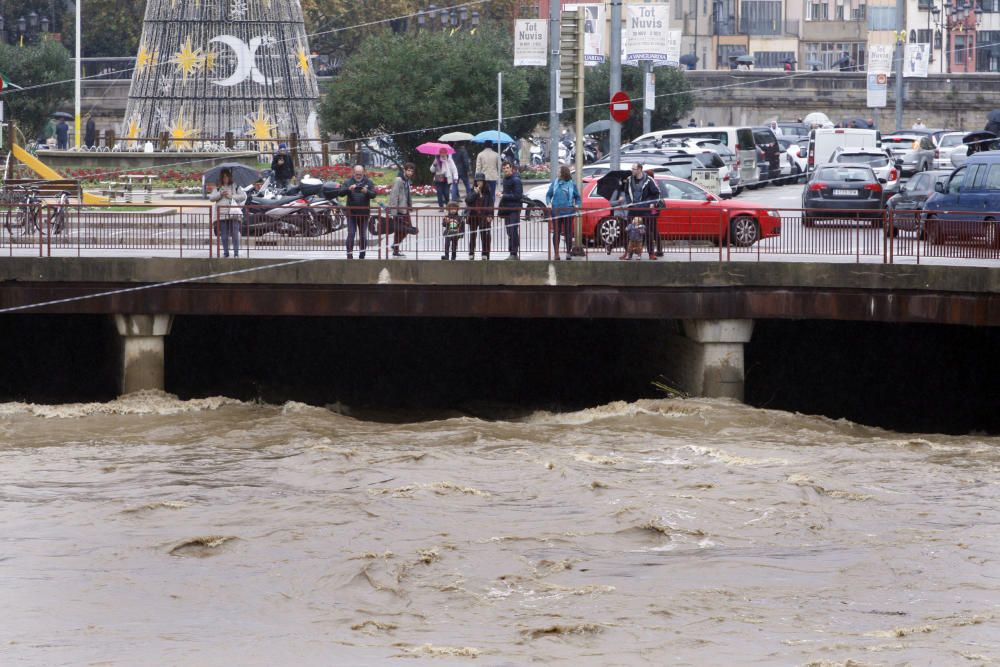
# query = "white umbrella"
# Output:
<box><xmin>439</xmin><ymin>131</ymin><xmax>475</xmax><ymax>142</ymax></box>
<box><xmin>803</xmin><ymin>112</ymin><xmax>830</xmax><ymax>127</ymax></box>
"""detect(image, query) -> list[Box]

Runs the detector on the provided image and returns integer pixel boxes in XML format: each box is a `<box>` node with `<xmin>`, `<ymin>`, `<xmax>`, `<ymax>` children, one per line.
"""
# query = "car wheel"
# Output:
<box><xmin>733</xmin><ymin>186</ymin><xmax>744</xmax><ymax>196</ymax></box>
<box><xmin>926</xmin><ymin>215</ymin><xmax>941</xmax><ymax>244</ymax></box>
<box><xmin>729</xmin><ymin>215</ymin><xmax>760</xmax><ymax>247</ymax></box>
<box><xmin>596</xmin><ymin>216</ymin><xmax>623</xmax><ymax>248</ymax></box>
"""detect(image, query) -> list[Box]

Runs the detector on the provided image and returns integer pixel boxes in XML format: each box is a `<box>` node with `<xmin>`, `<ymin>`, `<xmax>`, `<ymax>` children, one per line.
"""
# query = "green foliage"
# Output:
<box><xmin>60</xmin><ymin>0</ymin><xmax>146</xmax><ymax>58</ymax></box>
<box><xmin>0</xmin><ymin>37</ymin><xmax>74</xmax><ymax>139</ymax></box>
<box><xmin>583</xmin><ymin>63</ymin><xmax>693</xmax><ymax>141</ymax></box>
<box><xmin>320</xmin><ymin>21</ymin><xmax>535</xmax><ymax>177</ymax></box>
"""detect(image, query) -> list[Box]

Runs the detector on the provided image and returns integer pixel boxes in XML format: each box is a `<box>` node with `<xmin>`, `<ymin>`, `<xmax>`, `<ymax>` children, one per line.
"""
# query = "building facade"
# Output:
<box><xmin>529</xmin><ymin>0</ymin><xmax>1000</xmax><ymax>72</ymax></box>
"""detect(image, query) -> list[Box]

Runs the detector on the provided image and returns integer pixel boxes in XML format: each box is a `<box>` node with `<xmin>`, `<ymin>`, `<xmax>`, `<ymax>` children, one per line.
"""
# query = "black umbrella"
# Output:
<box><xmin>595</xmin><ymin>170</ymin><xmax>631</xmax><ymax>201</ymax></box>
<box><xmin>781</xmin><ymin>56</ymin><xmax>797</xmax><ymax>64</ymax></box>
<box><xmin>51</xmin><ymin>111</ymin><xmax>74</xmax><ymax>120</ymax></box>
<box><xmin>583</xmin><ymin>119</ymin><xmax>612</xmax><ymax>135</ymax></box>
<box><xmin>987</xmin><ymin>110</ymin><xmax>1000</xmax><ymax>124</ymax></box>
<box><xmin>202</xmin><ymin>163</ymin><xmax>262</xmax><ymax>191</ymax></box>
<box><xmin>850</xmin><ymin>117</ymin><xmax>871</xmax><ymax>129</ymax></box>
<box><xmin>679</xmin><ymin>53</ymin><xmax>698</xmax><ymax>66</ymax></box>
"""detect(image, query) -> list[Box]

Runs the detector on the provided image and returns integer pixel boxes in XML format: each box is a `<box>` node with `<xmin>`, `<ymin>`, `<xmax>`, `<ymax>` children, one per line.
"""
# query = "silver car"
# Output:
<box><xmin>934</xmin><ymin>132</ymin><xmax>966</xmax><ymax>169</ymax></box>
<box><xmin>881</xmin><ymin>133</ymin><xmax>936</xmax><ymax>175</ymax></box>
<box><xmin>830</xmin><ymin>148</ymin><xmax>901</xmax><ymax>198</ymax></box>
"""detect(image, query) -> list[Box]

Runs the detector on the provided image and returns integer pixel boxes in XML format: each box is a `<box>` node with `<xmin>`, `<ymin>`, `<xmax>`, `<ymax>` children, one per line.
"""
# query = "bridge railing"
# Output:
<box><xmin>3</xmin><ymin>202</ymin><xmax>1000</xmax><ymax>264</ymax></box>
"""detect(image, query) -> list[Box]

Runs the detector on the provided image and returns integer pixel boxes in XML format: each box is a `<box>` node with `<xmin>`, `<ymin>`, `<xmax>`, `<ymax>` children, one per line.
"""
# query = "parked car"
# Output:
<box><xmin>801</xmin><ymin>164</ymin><xmax>885</xmax><ymax>226</ymax></box>
<box><xmin>580</xmin><ymin>173</ymin><xmax>781</xmax><ymax>248</ymax></box>
<box><xmin>884</xmin><ymin>169</ymin><xmax>952</xmax><ymax>237</ymax></box>
<box><xmin>922</xmin><ymin>150</ymin><xmax>1000</xmax><ymax>247</ymax></box>
<box><xmin>778</xmin><ymin>138</ymin><xmax>806</xmax><ymax>184</ymax></box>
<box><xmin>807</xmin><ymin>127</ymin><xmax>881</xmax><ymax>173</ymax></box>
<box><xmin>752</xmin><ymin>127</ymin><xmax>781</xmax><ymax>186</ymax></box>
<box><xmin>631</xmin><ymin>126</ymin><xmax>760</xmax><ymax>187</ymax></box>
<box><xmin>686</xmin><ymin>140</ymin><xmax>742</xmax><ymax>195</ymax></box>
<box><xmin>934</xmin><ymin>132</ymin><xmax>967</xmax><ymax>169</ymax></box>
<box><xmin>830</xmin><ymin>147</ymin><xmax>900</xmax><ymax>199</ymax></box>
<box><xmin>777</xmin><ymin>122</ymin><xmax>810</xmax><ymax>139</ymax></box>
<box><xmin>882</xmin><ymin>133</ymin><xmax>936</xmax><ymax>175</ymax></box>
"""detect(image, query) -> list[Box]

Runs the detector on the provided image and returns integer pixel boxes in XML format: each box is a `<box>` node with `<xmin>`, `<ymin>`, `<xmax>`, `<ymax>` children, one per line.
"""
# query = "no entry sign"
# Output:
<box><xmin>610</xmin><ymin>91</ymin><xmax>631</xmax><ymax>123</ymax></box>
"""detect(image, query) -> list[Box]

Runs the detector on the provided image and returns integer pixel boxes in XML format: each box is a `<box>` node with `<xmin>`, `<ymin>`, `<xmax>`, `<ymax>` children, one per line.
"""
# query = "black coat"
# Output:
<box><xmin>336</xmin><ymin>177</ymin><xmax>378</xmax><ymax>209</ymax></box>
<box><xmin>498</xmin><ymin>174</ymin><xmax>523</xmax><ymax>211</ymax></box>
<box><xmin>271</xmin><ymin>152</ymin><xmax>295</xmax><ymax>181</ymax></box>
<box><xmin>465</xmin><ymin>186</ymin><xmax>492</xmax><ymax>222</ymax></box>
<box><xmin>622</xmin><ymin>175</ymin><xmax>661</xmax><ymax>211</ymax></box>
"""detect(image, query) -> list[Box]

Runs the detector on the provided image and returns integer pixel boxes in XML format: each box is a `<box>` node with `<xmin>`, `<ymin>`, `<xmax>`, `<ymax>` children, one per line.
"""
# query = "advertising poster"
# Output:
<box><xmin>625</xmin><ymin>3</ymin><xmax>670</xmax><ymax>64</ymax></box>
<box><xmin>867</xmin><ymin>72</ymin><xmax>888</xmax><ymax>108</ymax></box>
<box><xmin>566</xmin><ymin>4</ymin><xmax>606</xmax><ymax>66</ymax></box>
<box><xmin>868</xmin><ymin>45</ymin><xmax>893</xmax><ymax>74</ymax></box>
<box><xmin>904</xmin><ymin>43</ymin><xmax>930</xmax><ymax>78</ymax></box>
<box><xmin>513</xmin><ymin>19</ymin><xmax>547</xmax><ymax>67</ymax></box>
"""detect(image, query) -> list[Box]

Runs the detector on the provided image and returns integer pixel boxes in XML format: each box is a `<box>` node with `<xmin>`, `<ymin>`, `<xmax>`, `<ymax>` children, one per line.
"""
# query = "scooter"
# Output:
<box><xmin>243</xmin><ymin>176</ymin><xmax>342</xmax><ymax>237</ymax></box>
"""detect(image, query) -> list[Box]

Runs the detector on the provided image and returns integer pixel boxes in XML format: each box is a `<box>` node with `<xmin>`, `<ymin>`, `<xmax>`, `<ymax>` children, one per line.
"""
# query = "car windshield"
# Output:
<box><xmin>655</xmin><ymin>178</ymin><xmax>707</xmax><ymax>200</ymax></box>
<box><xmin>659</xmin><ymin>164</ymin><xmax>694</xmax><ymax>179</ymax></box>
<box><xmin>939</xmin><ymin>134</ymin><xmax>964</xmax><ymax>147</ymax></box>
<box><xmin>816</xmin><ymin>166</ymin><xmax>873</xmax><ymax>182</ymax></box>
<box><xmin>837</xmin><ymin>153</ymin><xmax>889</xmax><ymax>168</ymax></box>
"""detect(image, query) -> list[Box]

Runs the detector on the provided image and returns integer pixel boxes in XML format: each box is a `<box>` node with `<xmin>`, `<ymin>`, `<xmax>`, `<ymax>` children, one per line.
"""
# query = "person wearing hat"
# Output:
<box><xmin>465</xmin><ymin>173</ymin><xmax>492</xmax><ymax>260</ymax></box>
<box><xmin>270</xmin><ymin>143</ymin><xmax>296</xmax><ymax>190</ymax></box>
<box><xmin>441</xmin><ymin>201</ymin><xmax>463</xmax><ymax>260</ymax></box>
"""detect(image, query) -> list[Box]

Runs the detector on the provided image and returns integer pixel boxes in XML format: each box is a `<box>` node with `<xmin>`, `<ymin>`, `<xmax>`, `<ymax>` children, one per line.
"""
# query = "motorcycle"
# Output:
<box><xmin>242</xmin><ymin>176</ymin><xmax>346</xmax><ymax>237</ymax></box>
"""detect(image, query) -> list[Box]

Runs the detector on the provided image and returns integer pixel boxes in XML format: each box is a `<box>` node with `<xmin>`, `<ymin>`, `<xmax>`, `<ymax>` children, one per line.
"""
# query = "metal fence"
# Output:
<box><xmin>4</xmin><ymin>202</ymin><xmax>1000</xmax><ymax>264</ymax></box>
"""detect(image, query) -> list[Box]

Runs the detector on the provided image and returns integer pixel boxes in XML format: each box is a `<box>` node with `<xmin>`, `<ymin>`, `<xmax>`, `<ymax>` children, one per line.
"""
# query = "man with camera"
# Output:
<box><xmin>336</xmin><ymin>164</ymin><xmax>378</xmax><ymax>259</ymax></box>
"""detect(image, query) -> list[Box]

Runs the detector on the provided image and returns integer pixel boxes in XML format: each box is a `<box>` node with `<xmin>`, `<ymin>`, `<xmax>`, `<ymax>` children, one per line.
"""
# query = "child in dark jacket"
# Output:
<box><xmin>441</xmin><ymin>201</ymin><xmax>463</xmax><ymax>260</ymax></box>
<box><xmin>622</xmin><ymin>217</ymin><xmax>646</xmax><ymax>260</ymax></box>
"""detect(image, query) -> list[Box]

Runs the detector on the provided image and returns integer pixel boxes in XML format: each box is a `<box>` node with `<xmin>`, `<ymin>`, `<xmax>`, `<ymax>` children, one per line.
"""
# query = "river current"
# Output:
<box><xmin>2</xmin><ymin>393</ymin><xmax>998</xmax><ymax>666</ymax></box>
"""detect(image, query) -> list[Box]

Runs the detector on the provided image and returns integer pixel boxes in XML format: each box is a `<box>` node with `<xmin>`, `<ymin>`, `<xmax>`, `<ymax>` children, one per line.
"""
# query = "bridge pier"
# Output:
<box><xmin>664</xmin><ymin>319</ymin><xmax>754</xmax><ymax>401</ymax></box>
<box><xmin>113</xmin><ymin>314</ymin><xmax>174</xmax><ymax>395</ymax></box>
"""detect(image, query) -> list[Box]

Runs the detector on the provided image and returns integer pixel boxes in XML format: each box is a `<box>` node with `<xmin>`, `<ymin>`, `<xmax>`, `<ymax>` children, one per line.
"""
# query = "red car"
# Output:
<box><xmin>579</xmin><ymin>174</ymin><xmax>782</xmax><ymax>247</ymax></box>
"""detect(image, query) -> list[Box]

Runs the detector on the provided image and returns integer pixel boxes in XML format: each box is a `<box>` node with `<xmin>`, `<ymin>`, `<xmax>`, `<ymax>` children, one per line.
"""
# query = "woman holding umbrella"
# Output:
<box><xmin>208</xmin><ymin>168</ymin><xmax>247</xmax><ymax>258</ymax></box>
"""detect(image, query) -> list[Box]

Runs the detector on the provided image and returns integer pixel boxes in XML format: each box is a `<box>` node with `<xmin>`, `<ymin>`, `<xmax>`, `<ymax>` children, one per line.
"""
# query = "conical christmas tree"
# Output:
<box><xmin>122</xmin><ymin>0</ymin><xmax>319</xmax><ymax>155</ymax></box>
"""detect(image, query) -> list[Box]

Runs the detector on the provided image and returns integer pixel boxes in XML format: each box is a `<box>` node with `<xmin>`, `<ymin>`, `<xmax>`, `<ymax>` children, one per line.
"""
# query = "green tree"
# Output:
<box><xmin>320</xmin><ymin>21</ymin><xmax>533</xmax><ymax>176</ymax></box>
<box><xmin>61</xmin><ymin>0</ymin><xmax>146</xmax><ymax>58</ymax></box>
<box><xmin>0</xmin><ymin>37</ymin><xmax>74</xmax><ymax>139</ymax></box>
<box><xmin>583</xmin><ymin>63</ymin><xmax>693</xmax><ymax>142</ymax></box>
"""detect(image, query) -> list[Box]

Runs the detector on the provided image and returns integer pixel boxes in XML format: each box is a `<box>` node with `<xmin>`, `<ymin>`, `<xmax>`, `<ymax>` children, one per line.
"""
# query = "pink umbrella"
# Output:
<box><xmin>416</xmin><ymin>142</ymin><xmax>455</xmax><ymax>156</ymax></box>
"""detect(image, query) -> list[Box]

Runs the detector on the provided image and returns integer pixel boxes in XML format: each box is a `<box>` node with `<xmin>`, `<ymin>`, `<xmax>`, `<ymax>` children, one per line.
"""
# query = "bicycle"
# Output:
<box><xmin>3</xmin><ymin>186</ymin><xmax>42</xmax><ymax>237</ymax></box>
<box><xmin>49</xmin><ymin>191</ymin><xmax>71</xmax><ymax>235</ymax></box>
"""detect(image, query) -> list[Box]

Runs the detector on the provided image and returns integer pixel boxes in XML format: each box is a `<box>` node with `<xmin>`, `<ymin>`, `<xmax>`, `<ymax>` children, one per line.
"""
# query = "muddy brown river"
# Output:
<box><xmin>2</xmin><ymin>394</ymin><xmax>998</xmax><ymax>665</ymax></box>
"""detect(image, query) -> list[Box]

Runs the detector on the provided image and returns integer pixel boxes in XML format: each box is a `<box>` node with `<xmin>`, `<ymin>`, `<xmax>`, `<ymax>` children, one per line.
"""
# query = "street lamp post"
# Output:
<box><xmin>931</xmin><ymin>0</ymin><xmax>983</xmax><ymax>73</ymax></box>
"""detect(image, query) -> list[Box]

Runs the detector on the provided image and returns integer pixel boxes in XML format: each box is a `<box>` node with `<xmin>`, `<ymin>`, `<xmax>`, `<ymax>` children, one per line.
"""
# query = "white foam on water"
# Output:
<box><xmin>0</xmin><ymin>391</ymin><xmax>244</xmax><ymax>419</ymax></box>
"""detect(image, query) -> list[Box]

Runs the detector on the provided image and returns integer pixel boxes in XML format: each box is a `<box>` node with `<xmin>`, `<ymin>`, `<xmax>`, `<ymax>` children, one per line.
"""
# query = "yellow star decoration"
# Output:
<box><xmin>247</xmin><ymin>102</ymin><xmax>278</xmax><ymax>140</ymax></box>
<box><xmin>200</xmin><ymin>49</ymin><xmax>218</xmax><ymax>73</ymax></box>
<box><xmin>170</xmin><ymin>37</ymin><xmax>204</xmax><ymax>82</ymax></box>
<box><xmin>136</xmin><ymin>43</ymin><xmax>158</xmax><ymax>74</ymax></box>
<box><xmin>125</xmin><ymin>116</ymin><xmax>142</xmax><ymax>141</ymax></box>
<box><xmin>167</xmin><ymin>108</ymin><xmax>200</xmax><ymax>151</ymax></box>
<box><xmin>296</xmin><ymin>44</ymin><xmax>312</xmax><ymax>78</ymax></box>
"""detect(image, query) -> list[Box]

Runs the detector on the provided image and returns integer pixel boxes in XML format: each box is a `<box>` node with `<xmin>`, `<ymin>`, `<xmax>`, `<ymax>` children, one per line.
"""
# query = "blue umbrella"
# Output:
<box><xmin>472</xmin><ymin>130</ymin><xmax>514</xmax><ymax>144</ymax></box>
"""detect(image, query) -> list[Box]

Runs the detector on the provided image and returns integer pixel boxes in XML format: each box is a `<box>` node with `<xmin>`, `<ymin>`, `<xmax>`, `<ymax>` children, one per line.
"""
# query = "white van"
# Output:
<box><xmin>631</xmin><ymin>126</ymin><xmax>759</xmax><ymax>187</ymax></box>
<box><xmin>807</xmin><ymin>128</ymin><xmax>881</xmax><ymax>173</ymax></box>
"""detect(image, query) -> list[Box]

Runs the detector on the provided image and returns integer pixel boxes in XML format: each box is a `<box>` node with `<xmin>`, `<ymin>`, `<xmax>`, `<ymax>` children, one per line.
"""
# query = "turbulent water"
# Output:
<box><xmin>2</xmin><ymin>393</ymin><xmax>999</xmax><ymax>666</ymax></box>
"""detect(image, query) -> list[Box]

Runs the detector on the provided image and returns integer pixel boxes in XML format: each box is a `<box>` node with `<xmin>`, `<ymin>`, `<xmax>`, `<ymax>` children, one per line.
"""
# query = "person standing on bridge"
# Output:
<box><xmin>465</xmin><ymin>173</ymin><xmax>492</xmax><ymax>260</ymax></box>
<box><xmin>545</xmin><ymin>165</ymin><xmax>581</xmax><ymax>261</ymax></box>
<box><xmin>336</xmin><ymin>165</ymin><xmax>378</xmax><ymax>259</ymax></box>
<box><xmin>475</xmin><ymin>141</ymin><xmax>501</xmax><ymax>204</ymax></box>
<box><xmin>622</xmin><ymin>163</ymin><xmax>661</xmax><ymax>261</ymax></box>
<box><xmin>209</xmin><ymin>168</ymin><xmax>246</xmax><ymax>258</ymax></box>
<box><xmin>499</xmin><ymin>162</ymin><xmax>523</xmax><ymax>260</ymax></box>
<box><xmin>388</xmin><ymin>162</ymin><xmax>416</xmax><ymax>258</ymax></box>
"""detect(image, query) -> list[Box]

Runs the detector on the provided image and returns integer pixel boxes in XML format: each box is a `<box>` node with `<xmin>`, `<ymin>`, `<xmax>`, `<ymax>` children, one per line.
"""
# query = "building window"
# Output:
<box><xmin>718</xmin><ymin>43</ymin><xmax>748</xmax><ymax>68</ymax></box>
<box><xmin>918</xmin><ymin>0</ymin><xmax>934</xmax><ymax>8</ymax></box>
<box><xmin>804</xmin><ymin>41</ymin><xmax>867</xmax><ymax>69</ymax></box>
<box><xmin>954</xmin><ymin>34</ymin><xmax>966</xmax><ymax>65</ymax></box>
<box><xmin>868</xmin><ymin>6</ymin><xmax>896</xmax><ymax>30</ymax></box>
<box><xmin>740</xmin><ymin>0</ymin><xmax>783</xmax><ymax>34</ymax></box>
<box><xmin>754</xmin><ymin>50</ymin><xmax>796</xmax><ymax>68</ymax></box>
<box><xmin>852</xmin><ymin>4</ymin><xmax>867</xmax><ymax>20</ymax></box>
<box><xmin>809</xmin><ymin>3</ymin><xmax>829</xmax><ymax>20</ymax></box>
<box><xmin>977</xmin><ymin>30</ymin><xmax>1000</xmax><ymax>70</ymax></box>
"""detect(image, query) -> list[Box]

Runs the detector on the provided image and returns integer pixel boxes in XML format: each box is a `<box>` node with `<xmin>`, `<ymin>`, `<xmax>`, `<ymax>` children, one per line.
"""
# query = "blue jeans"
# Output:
<box><xmin>453</xmin><ymin>174</ymin><xmax>471</xmax><ymax>200</ymax></box>
<box><xmin>435</xmin><ymin>181</ymin><xmax>450</xmax><ymax>207</ymax></box>
<box><xmin>219</xmin><ymin>218</ymin><xmax>240</xmax><ymax>257</ymax></box>
<box><xmin>503</xmin><ymin>207</ymin><xmax>521</xmax><ymax>256</ymax></box>
<box><xmin>486</xmin><ymin>181</ymin><xmax>497</xmax><ymax>208</ymax></box>
<box><xmin>346</xmin><ymin>211</ymin><xmax>368</xmax><ymax>256</ymax></box>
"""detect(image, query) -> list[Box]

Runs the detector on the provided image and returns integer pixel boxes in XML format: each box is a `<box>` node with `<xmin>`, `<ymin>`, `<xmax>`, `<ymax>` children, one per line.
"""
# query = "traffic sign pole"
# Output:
<box><xmin>573</xmin><ymin>8</ymin><xmax>585</xmax><ymax>255</ymax></box>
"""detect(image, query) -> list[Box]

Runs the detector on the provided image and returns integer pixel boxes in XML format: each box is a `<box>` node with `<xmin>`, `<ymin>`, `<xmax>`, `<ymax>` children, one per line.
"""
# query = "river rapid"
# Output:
<box><xmin>2</xmin><ymin>393</ymin><xmax>998</xmax><ymax>666</ymax></box>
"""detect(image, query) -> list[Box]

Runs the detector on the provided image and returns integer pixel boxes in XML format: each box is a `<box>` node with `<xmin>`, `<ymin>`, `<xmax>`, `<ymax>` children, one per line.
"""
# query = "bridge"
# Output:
<box><xmin>2</xmin><ymin>257</ymin><xmax>997</xmax><ymax>400</ymax></box>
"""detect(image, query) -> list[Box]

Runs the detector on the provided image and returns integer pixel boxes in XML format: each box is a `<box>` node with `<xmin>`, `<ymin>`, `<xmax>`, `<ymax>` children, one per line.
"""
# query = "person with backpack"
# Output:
<box><xmin>545</xmin><ymin>165</ymin><xmax>581</xmax><ymax>261</ymax></box>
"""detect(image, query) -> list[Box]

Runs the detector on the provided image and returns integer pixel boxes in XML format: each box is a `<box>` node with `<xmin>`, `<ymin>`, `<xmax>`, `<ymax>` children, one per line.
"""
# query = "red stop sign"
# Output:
<box><xmin>610</xmin><ymin>91</ymin><xmax>631</xmax><ymax>123</ymax></box>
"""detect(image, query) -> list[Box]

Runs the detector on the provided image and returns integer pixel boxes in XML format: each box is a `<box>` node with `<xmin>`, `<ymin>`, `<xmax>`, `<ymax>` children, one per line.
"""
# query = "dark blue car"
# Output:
<box><xmin>923</xmin><ymin>151</ymin><xmax>1000</xmax><ymax>247</ymax></box>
